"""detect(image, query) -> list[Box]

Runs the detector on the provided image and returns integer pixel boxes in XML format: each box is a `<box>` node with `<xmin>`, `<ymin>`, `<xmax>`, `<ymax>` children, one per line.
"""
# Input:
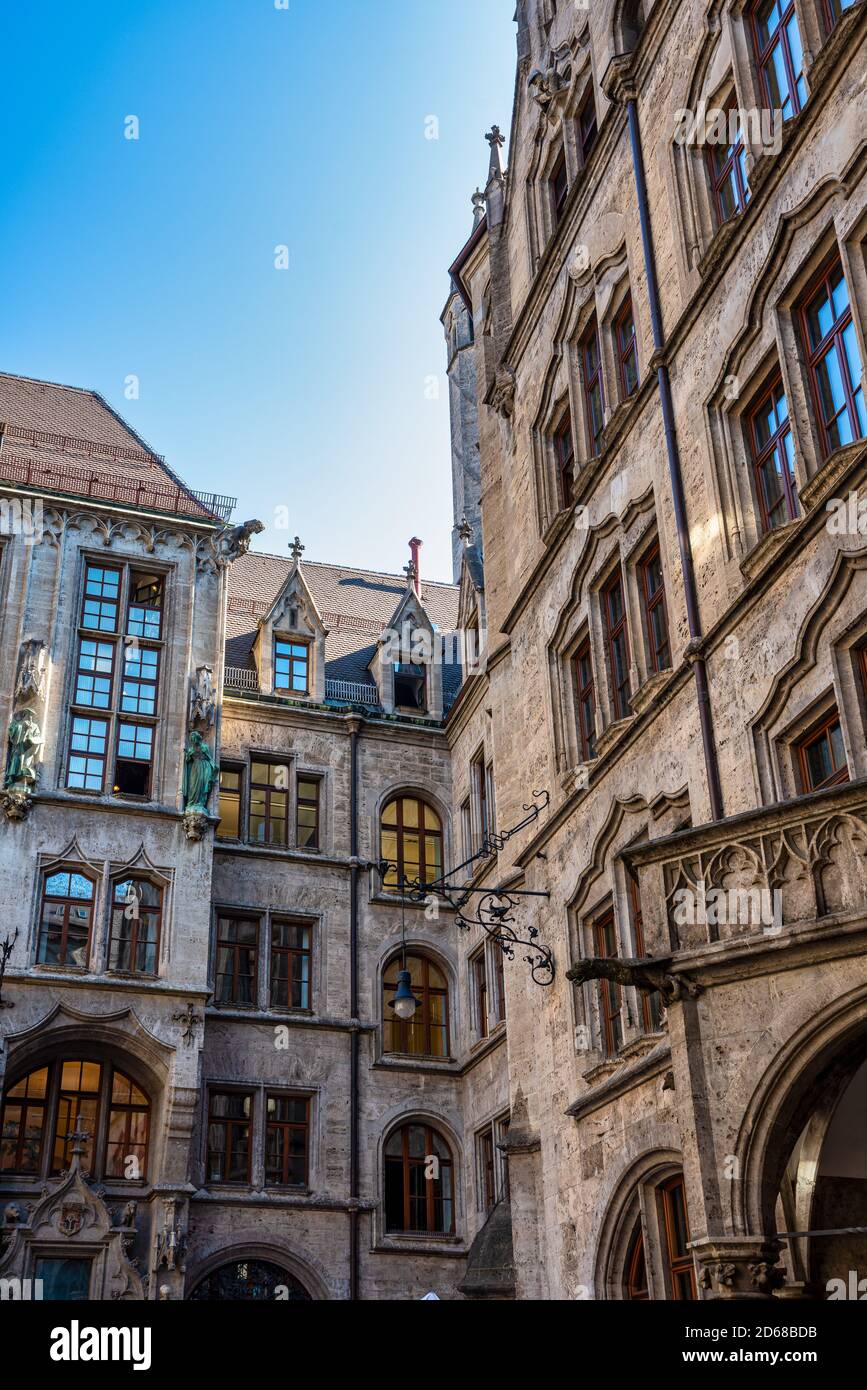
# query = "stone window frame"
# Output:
<box><xmin>370</xmin><ymin>785</ymin><xmax>452</xmax><ymax>905</ymax></box>
<box><xmin>563</xmin><ymin>621</ymin><xmax>599</xmax><ymax>772</ymax></box>
<box><xmin>379</xmin><ymin>945</ymin><xmax>454</xmax><ymax>1063</ymax></box>
<box><xmin>32</xmin><ymin>862</ymin><xmax>99</xmax><ymax>973</ymax></box>
<box><xmin>593</xmin><ymin>548</ymin><xmax>636</xmax><ymax>731</ymax></box>
<box><xmin>706</xmin><ymin>223</ymin><xmax>867</xmax><ymax>568</ymax></box>
<box><xmin>201</xmin><ymin>1080</ymin><xmax>319</xmax><ymax>1194</ymax></box>
<box><xmin>474</xmin><ymin>1109</ymin><xmax>511</xmax><ymax>1213</ymax></box>
<box><xmin>596</xmin><ymin>1151</ymin><xmax>694</xmax><ymax>1300</ymax></box>
<box><xmin>102</xmin><ymin>863</ymin><xmax>172</xmax><ymax>980</ymax></box>
<box><xmin>374</xmin><ymin>1111</ymin><xmax>464</xmax><ymax>1248</ymax></box>
<box><xmin>622</xmin><ymin>521</ymin><xmax>674</xmax><ymax>697</ymax></box>
<box><xmin>208</xmin><ymin>903</ymin><xmax>322</xmax><ymax>1017</ymax></box>
<box><xmin>524</xmin><ymin>45</ymin><xmax>598</xmax><ymax>272</ymax></box>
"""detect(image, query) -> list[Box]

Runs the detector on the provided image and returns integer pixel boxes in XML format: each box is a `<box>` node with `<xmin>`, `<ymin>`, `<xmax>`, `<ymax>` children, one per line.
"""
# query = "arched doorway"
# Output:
<box><xmin>188</xmin><ymin>1258</ymin><xmax>313</xmax><ymax>1301</ymax></box>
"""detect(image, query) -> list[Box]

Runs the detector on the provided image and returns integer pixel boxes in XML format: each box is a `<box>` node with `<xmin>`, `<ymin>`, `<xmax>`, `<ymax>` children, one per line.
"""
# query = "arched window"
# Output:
<box><xmin>0</xmin><ymin>1059</ymin><xmax>150</xmax><ymax>1180</ymax></box>
<box><xmin>616</xmin><ymin>0</ymin><xmax>645</xmax><ymax>52</ymax></box>
<box><xmin>188</xmin><ymin>1259</ymin><xmax>313</xmax><ymax>1301</ymax></box>
<box><xmin>384</xmin><ymin>1122</ymin><xmax>454</xmax><ymax>1234</ymax></box>
<box><xmin>383</xmin><ymin>954</ymin><xmax>450</xmax><ymax>1058</ymax></box>
<box><xmin>36</xmin><ymin>870</ymin><xmax>95</xmax><ymax>968</ymax></box>
<box><xmin>380</xmin><ymin>796</ymin><xmax>443</xmax><ymax>891</ymax></box>
<box><xmin>625</xmin><ymin>1223</ymin><xmax>649</xmax><ymax>1299</ymax></box>
<box><xmin>110</xmin><ymin>877</ymin><xmax>163</xmax><ymax>975</ymax></box>
<box><xmin>660</xmin><ymin>1175</ymin><xmax>697</xmax><ymax>1299</ymax></box>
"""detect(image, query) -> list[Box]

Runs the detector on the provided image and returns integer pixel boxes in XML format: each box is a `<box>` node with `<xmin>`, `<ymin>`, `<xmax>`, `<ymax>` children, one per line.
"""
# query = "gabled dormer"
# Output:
<box><xmin>370</xmin><ymin>544</ymin><xmax>443</xmax><ymax>721</ymax></box>
<box><xmin>252</xmin><ymin>545</ymin><xmax>327</xmax><ymax>701</ymax></box>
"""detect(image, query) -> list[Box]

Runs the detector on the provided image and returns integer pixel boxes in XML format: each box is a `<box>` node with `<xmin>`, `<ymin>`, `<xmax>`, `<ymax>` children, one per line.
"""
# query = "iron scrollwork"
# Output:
<box><xmin>397</xmin><ymin>789</ymin><xmax>555</xmax><ymax>987</ymax></box>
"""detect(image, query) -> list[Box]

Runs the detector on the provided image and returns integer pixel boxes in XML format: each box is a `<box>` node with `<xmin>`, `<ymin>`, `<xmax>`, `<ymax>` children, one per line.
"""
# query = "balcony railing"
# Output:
<box><xmin>622</xmin><ymin>780</ymin><xmax>867</xmax><ymax>954</ymax></box>
<box><xmin>223</xmin><ymin>668</ymin><xmax>382</xmax><ymax>707</ymax></box>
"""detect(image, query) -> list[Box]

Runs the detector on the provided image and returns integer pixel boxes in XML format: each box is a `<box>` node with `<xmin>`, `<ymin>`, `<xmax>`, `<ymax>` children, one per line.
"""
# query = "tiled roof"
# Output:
<box><xmin>226</xmin><ymin>551</ymin><xmax>462</xmax><ymax>708</ymax></box>
<box><xmin>0</xmin><ymin>373</ymin><xmax>223</xmax><ymax>521</ymax></box>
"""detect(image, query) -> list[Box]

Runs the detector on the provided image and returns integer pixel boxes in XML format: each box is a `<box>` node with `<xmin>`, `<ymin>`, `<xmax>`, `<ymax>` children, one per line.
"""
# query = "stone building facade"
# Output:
<box><xmin>1</xmin><ymin>0</ymin><xmax>867</xmax><ymax>1304</ymax></box>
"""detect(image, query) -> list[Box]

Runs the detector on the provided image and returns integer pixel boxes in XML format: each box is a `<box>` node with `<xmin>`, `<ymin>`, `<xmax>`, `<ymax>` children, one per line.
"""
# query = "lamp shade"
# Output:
<box><xmin>389</xmin><ymin>969</ymin><xmax>421</xmax><ymax>1021</ymax></box>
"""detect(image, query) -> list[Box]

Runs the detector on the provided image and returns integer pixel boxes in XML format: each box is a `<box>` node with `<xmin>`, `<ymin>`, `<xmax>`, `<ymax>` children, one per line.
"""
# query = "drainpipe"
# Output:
<box><xmin>623</xmin><ymin>90</ymin><xmax>725</xmax><ymax>822</ymax></box>
<box><xmin>348</xmin><ymin>715</ymin><xmax>363</xmax><ymax>1298</ymax></box>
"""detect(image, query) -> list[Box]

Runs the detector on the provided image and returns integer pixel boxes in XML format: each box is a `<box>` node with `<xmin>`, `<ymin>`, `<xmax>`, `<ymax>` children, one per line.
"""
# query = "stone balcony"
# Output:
<box><xmin>621</xmin><ymin>779</ymin><xmax>867</xmax><ymax>963</ymax></box>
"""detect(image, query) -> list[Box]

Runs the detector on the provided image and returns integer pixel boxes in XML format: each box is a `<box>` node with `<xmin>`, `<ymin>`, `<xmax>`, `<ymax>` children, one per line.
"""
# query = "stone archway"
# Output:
<box><xmin>187</xmin><ymin>1258</ymin><xmax>313</xmax><ymax>1301</ymax></box>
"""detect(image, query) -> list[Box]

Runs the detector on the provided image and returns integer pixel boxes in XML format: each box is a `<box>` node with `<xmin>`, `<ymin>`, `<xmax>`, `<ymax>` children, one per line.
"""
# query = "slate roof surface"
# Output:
<box><xmin>0</xmin><ymin>372</ymin><xmax>219</xmax><ymax>520</ymax></box>
<box><xmin>226</xmin><ymin>550</ymin><xmax>462</xmax><ymax>708</ymax></box>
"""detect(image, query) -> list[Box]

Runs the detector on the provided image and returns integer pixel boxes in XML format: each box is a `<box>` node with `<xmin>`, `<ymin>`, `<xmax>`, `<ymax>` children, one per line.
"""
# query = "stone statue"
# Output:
<box><xmin>567</xmin><ymin>955</ymin><xmax>702</xmax><ymax>1005</ymax></box>
<box><xmin>189</xmin><ymin>666</ymin><xmax>216</xmax><ymax>730</ymax></box>
<box><xmin>5</xmin><ymin>708</ymin><xmax>41</xmax><ymax>788</ymax></box>
<box><xmin>182</xmin><ymin>731</ymin><xmax>218</xmax><ymax>813</ymax></box>
<box><xmin>15</xmin><ymin>639</ymin><xmax>46</xmax><ymax>704</ymax></box>
<box><xmin>219</xmin><ymin>518</ymin><xmax>264</xmax><ymax>562</ymax></box>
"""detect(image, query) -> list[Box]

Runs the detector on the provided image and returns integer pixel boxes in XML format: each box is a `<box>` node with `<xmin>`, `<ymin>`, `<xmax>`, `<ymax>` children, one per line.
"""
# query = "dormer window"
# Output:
<box><xmin>274</xmin><ymin>639</ymin><xmax>310</xmax><ymax>696</ymax></box>
<box><xmin>393</xmin><ymin>663</ymin><xmax>427</xmax><ymax>713</ymax></box>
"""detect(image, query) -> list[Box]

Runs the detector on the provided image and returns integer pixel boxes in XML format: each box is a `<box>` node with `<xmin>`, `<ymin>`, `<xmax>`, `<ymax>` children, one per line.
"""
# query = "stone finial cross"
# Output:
<box><xmin>486</xmin><ymin>125</ymin><xmax>504</xmax><ymax>151</ymax></box>
<box><xmin>289</xmin><ymin>536</ymin><xmax>305</xmax><ymax>563</ymax></box>
<box><xmin>403</xmin><ymin>560</ymin><xmax>418</xmax><ymax>585</ymax></box>
<box><xmin>64</xmin><ymin>1116</ymin><xmax>92</xmax><ymax>1159</ymax></box>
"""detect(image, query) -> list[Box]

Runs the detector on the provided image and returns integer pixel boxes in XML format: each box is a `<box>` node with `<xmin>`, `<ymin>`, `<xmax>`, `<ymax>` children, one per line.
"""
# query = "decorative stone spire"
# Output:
<box><xmin>458</xmin><ymin>516</ymin><xmax>474</xmax><ymax>546</ymax></box>
<box><xmin>471</xmin><ymin>188</ymin><xmax>486</xmax><ymax>227</ymax></box>
<box><xmin>406</xmin><ymin>537</ymin><xmax>423</xmax><ymax>598</ymax></box>
<box><xmin>486</xmin><ymin>126</ymin><xmax>506</xmax><ymax>185</ymax></box>
<box><xmin>289</xmin><ymin>536</ymin><xmax>305</xmax><ymax>564</ymax></box>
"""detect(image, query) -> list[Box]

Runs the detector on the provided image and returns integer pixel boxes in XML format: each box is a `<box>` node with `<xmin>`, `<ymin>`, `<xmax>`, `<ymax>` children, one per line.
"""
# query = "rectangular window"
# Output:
<box><xmin>593</xmin><ymin>908</ymin><xmax>623</xmax><ymax>1056</ymax></box>
<box><xmin>67</xmin><ymin>716</ymin><xmax>108</xmax><ymax>791</ymax></box>
<box><xmin>270</xmin><ymin>920</ymin><xmax>312</xmax><ymax>1010</ymax></box>
<box><xmin>248</xmin><ymin>761</ymin><xmax>290</xmax><ymax>845</ymax></box>
<box><xmin>74</xmin><ymin>638</ymin><xmax>115</xmax><ymax>709</ymax></box>
<box><xmin>797</xmin><ymin>710</ymin><xmax>849</xmax><ymax>791</ymax></box>
<box><xmin>639</xmin><ymin>542</ymin><xmax>671</xmax><ymax>673</ymax></box>
<box><xmin>575</xmin><ymin>639</ymin><xmax>597</xmax><ymax>761</ymax></box>
<box><xmin>274</xmin><ymin>639</ymin><xmax>309</xmax><ymax>695</ymax></box>
<box><xmin>68</xmin><ymin>561</ymin><xmax>163</xmax><ymax>799</ymax></box>
<box><xmin>615</xmin><ymin>296</ymin><xmax>639</xmax><ymax>399</ymax></box>
<box><xmin>215</xmin><ymin>915</ymin><xmax>259</xmax><ymax>1006</ymax></box>
<box><xmin>581</xmin><ymin>319</ymin><xmax>605</xmax><ymax>456</ymax></box>
<box><xmin>296</xmin><ymin>776</ymin><xmax>320</xmax><ymax>849</ymax></box>
<box><xmin>554</xmin><ymin>411</ymin><xmax>575</xmax><ymax>508</ymax></box>
<box><xmin>660</xmin><ymin>1175</ymin><xmax>697</xmax><ymax>1299</ymax></box>
<box><xmin>114</xmin><ymin>722</ymin><xmax>153</xmax><ymax>797</ymax></box>
<box><xmin>217</xmin><ymin>766</ymin><xmax>241</xmax><ymax>839</ymax></box>
<box><xmin>748</xmin><ymin>374</ymin><xmax>797</xmax><ymax>531</ymax></box>
<box><xmin>461</xmin><ymin>798</ymin><xmax>473</xmax><ymax>864</ymax></box>
<box><xmin>750</xmin><ymin>0</ymin><xmax>807</xmax><ymax>120</ymax></box>
<box><xmin>493</xmin><ymin>945</ymin><xmax>506</xmax><ymax>1024</ymax></box>
<box><xmin>707</xmin><ymin>102</ymin><xmax>750</xmax><ymax>222</ymax></box>
<box><xmin>799</xmin><ymin>257</ymin><xmax>866</xmax><ymax>458</ymax></box>
<box><xmin>81</xmin><ymin>565</ymin><xmax>121</xmax><ymax>631</ymax></box>
<box><xmin>473</xmin><ymin>752</ymin><xmax>489</xmax><ymax>851</ymax></box>
<box><xmin>823</xmin><ymin>0</ymin><xmax>856</xmax><ymax>30</ymax></box>
<box><xmin>265</xmin><ymin>1094</ymin><xmax>310</xmax><ymax>1187</ymax></box>
<box><xmin>550</xmin><ymin>147</ymin><xmax>569</xmax><ymax>226</ymax></box>
<box><xmin>127</xmin><ymin>573</ymin><xmax>163</xmax><ymax>640</ymax></box>
<box><xmin>577</xmin><ymin>86</ymin><xmax>598</xmax><ymax>165</ymax></box>
<box><xmin>602</xmin><ymin>569</ymin><xmax>632</xmax><ymax>721</ymax></box>
<box><xmin>207</xmin><ymin>1091</ymin><xmax>252</xmax><ymax>1184</ymax></box>
<box><xmin>473</xmin><ymin>952</ymin><xmax>489</xmax><ymax>1039</ymax></box>
<box><xmin>480</xmin><ymin>1128</ymin><xmax>497</xmax><ymax>1212</ymax></box>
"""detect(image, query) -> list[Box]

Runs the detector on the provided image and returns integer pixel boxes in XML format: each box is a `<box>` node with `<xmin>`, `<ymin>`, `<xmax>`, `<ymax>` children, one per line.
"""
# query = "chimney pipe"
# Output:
<box><xmin>409</xmin><ymin>537</ymin><xmax>422</xmax><ymax>598</ymax></box>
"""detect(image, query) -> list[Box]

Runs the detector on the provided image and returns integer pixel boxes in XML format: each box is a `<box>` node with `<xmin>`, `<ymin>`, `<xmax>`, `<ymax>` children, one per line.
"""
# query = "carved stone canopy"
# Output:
<box><xmin>15</xmin><ymin>638</ymin><xmax>46</xmax><ymax>704</ymax></box>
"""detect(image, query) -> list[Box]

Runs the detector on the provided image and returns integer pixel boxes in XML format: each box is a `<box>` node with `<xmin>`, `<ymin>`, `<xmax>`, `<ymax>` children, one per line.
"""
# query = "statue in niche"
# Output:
<box><xmin>5</xmin><ymin>709</ymin><xmax>41</xmax><ymax>788</ymax></box>
<box><xmin>189</xmin><ymin>666</ymin><xmax>216</xmax><ymax>730</ymax></box>
<box><xmin>15</xmin><ymin>639</ymin><xmax>46</xmax><ymax>704</ymax></box>
<box><xmin>182</xmin><ymin>731</ymin><xmax>218</xmax><ymax>813</ymax></box>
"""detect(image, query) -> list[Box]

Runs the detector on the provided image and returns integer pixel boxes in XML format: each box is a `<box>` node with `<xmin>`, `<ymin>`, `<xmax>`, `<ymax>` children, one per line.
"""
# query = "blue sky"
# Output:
<box><xmin>0</xmin><ymin>0</ymin><xmax>516</xmax><ymax>582</ymax></box>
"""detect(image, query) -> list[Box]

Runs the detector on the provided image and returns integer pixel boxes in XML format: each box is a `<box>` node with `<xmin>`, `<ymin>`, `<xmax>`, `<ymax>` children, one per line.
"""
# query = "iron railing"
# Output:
<box><xmin>223</xmin><ymin>668</ymin><xmax>382</xmax><ymax>707</ymax></box>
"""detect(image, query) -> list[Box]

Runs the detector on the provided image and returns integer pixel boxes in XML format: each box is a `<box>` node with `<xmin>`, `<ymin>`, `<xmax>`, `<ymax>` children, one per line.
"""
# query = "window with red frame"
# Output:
<box><xmin>554</xmin><ymin>410</ymin><xmax>576</xmax><ymax>507</ymax></box>
<box><xmin>577</xmin><ymin>87</ymin><xmax>598</xmax><ymax>166</ymax></box>
<box><xmin>796</xmin><ymin>710</ymin><xmax>849</xmax><ymax>792</ymax></box>
<box><xmin>550</xmin><ymin>147</ymin><xmax>569</xmax><ymax>227</ymax></box>
<box><xmin>639</xmin><ymin>542</ymin><xmax>670</xmax><ymax>673</ymax></box>
<box><xmin>575</xmin><ymin>639</ymin><xmax>597</xmax><ymax>762</ymax></box>
<box><xmin>749</xmin><ymin>0</ymin><xmax>807</xmax><ymax>120</ymax></box>
<box><xmin>798</xmin><ymin>257</ymin><xmax>866</xmax><ymax>458</ymax></box>
<box><xmin>614</xmin><ymin>296</ymin><xmax>639</xmax><ymax>399</ymax></box>
<box><xmin>626</xmin><ymin>1224</ymin><xmax>649</xmax><ymax>1300</ymax></box>
<box><xmin>706</xmin><ymin>102</ymin><xmax>750</xmax><ymax>222</ymax></box>
<box><xmin>592</xmin><ymin>908</ymin><xmax>623</xmax><ymax>1056</ymax></box>
<box><xmin>602</xmin><ymin>568</ymin><xmax>631</xmax><ymax>720</ymax></box>
<box><xmin>660</xmin><ymin>1175</ymin><xmax>697</xmax><ymax>1299</ymax></box>
<box><xmin>822</xmin><ymin>0</ymin><xmax>856</xmax><ymax>34</ymax></box>
<box><xmin>748</xmin><ymin>374</ymin><xmax>797</xmax><ymax>532</ymax></box>
<box><xmin>581</xmin><ymin>319</ymin><xmax>605</xmax><ymax>455</ymax></box>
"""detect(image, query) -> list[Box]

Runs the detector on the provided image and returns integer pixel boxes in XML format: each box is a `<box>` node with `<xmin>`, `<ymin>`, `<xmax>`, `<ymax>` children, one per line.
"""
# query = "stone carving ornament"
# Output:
<box><xmin>189</xmin><ymin>666</ymin><xmax>216</xmax><ymax>730</ymax></box>
<box><xmin>14</xmin><ymin>638</ymin><xmax>46</xmax><ymax>703</ymax></box>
